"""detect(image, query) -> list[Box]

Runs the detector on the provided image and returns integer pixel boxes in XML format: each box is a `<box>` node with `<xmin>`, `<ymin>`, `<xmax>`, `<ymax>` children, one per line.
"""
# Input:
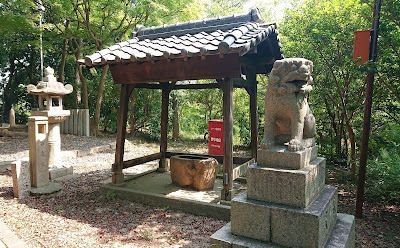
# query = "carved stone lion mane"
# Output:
<box><xmin>261</xmin><ymin>58</ymin><xmax>316</xmax><ymax>151</ymax></box>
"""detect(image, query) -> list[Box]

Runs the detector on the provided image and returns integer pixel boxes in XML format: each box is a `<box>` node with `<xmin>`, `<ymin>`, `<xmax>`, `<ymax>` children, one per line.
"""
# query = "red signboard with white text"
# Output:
<box><xmin>208</xmin><ymin>119</ymin><xmax>223</xmax><ymax>155</ymax></box>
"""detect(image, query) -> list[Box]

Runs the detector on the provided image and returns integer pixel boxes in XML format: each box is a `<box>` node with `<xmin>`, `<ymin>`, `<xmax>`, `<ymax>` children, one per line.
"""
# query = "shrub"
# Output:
<box><xmin>365</xmin><ymin>148</ymin><xmax>400</xmax><ymax>205</ymax></box>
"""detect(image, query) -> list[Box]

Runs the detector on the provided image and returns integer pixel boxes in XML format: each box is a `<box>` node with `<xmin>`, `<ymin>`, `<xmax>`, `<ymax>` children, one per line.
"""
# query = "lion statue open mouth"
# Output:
<box><xmin>261</xmin><ymin>58</ymin><xmax>316</xmax><ymax>152</ymax></box>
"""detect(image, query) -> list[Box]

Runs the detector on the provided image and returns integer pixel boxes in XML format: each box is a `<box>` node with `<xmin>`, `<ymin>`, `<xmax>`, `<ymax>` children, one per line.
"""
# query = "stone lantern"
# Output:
<box><xmin>27</xmin><ymin>67</ymin><xmax>73</xmax><ymax>189</ymax></box>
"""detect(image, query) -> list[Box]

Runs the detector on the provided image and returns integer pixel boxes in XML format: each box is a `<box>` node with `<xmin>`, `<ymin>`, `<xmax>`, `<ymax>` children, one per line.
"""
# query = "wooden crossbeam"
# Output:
<box><xmin>232</xmin><ymin>158</ymin><xmax>255</xmax><ymax>181</ymax></box>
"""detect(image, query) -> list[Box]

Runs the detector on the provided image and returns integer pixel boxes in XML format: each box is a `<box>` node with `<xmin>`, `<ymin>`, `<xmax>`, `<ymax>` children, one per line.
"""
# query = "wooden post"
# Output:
<box><xmin>246</xmin><ymin>67</ymin><xmax>258</xmax><ymax>159</ymax></box>
<box><xmin>222</xmin><ymin>78</ymin><xmax>234</xmax><ymax>201</ymax></box>
<box><xmin>355</xmin><ymin>0</ymin><xmax>381</xmax><ymax>218</ymax></box>
<box><xmin>159</xmin><ymin>82</ymin><xmax>170</xmax><ymax>171</ymax></box>
<box><xmin>113</xmin><ymin>84</ymin><xmax>135</xmax><ymax>184</ymax></box>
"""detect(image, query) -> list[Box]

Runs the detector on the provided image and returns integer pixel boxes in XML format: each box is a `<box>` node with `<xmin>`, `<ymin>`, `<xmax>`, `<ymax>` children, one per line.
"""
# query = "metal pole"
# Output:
<box><xmin>355</xmin><ymin>0</ymin><xmax>382</xmax><ymax>218</ymax></box>
<box><xmin>39</xmin><ymin>0</ymin><xmax>44</xmax><ymax>81</ymax></box>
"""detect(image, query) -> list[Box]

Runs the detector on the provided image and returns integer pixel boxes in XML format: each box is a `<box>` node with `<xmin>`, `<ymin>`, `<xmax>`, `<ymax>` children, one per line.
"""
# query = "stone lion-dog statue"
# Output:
<box><xmin>261</xmin><ymin>58</ymin><xmax>316</xmax><ymax>152</ymax></box>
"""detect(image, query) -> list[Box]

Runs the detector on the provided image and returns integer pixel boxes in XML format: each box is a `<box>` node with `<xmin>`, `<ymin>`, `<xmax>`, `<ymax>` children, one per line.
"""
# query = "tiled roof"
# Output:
<box><xmin>81</xmin><ymin>8</ymin><xmax>283</xmax><ymax>67</ymax></box>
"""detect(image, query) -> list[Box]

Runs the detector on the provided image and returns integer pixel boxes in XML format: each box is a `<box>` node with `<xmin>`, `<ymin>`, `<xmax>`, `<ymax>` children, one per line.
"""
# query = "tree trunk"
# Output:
<box><xmin>128</xmin><ymin>89</ymin><xmax>136</xmax><ymax>135</ymax></box>
<box><xmin>92</xmin><ymin>65</ymin><xmax>109</xmax><ymax>136</ymax></box>
<box><xmin>77</xmin><ymin>64</ymin><xmax>89</xmax><ymax>109</ymax></box>
<box><xmin>75</xmin><ymin>64</ymin><xmax>82</xmax><ymax>105</ymax></box>
<box><xmin>3</xmin><ymin>58</ymin><xmax>16</xmax><ymax>123</ymax></box>
<box><xmin>59</xmin><ymin>38</ymin><xmax>68</xmax><ymax>84</ymax></box>
<box><xmin>172</xmin><ymin>95</ymin><xmax>180</xmax><ymax>141</ymax></box>
<box><xmin>69</xmin><ymin>38</ymin><xmax>88</xmax><ymax>109</ymax></box>
<box><xmin>347</xmin><ymin>125</ymin><xmax>357</xmax><ymax>179</ymax></box>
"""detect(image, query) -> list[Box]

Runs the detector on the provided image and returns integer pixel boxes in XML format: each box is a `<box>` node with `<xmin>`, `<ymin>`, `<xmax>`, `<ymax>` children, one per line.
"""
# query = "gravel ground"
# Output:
<box><xmin>0</xmin><ymin>133</ymin><xmax>226</xmax><ymax>248</ymax></box>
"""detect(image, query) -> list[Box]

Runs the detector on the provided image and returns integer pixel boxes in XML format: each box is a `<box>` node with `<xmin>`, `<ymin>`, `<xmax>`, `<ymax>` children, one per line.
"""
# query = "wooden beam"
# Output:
<box><xmin>246</xmin><ymin>67</ymin><xmax>258</xmax><ymax>159</ymax></box>
<box><xmin>113</xmin><ymin>84</ymin><xmax>135</xmax><ymax>183</ymax></box>
<box><xmin>165</xmin><ymin>152</ymin><xmax>251</xmax><ymax>165</ymax></box>
<box><xmin>159</xmin><ymin>82</ymin><xmax>170</xmax><ymax>171</ymax></box>
<box><xmin>231</xmin><ymin>77</ymin><xmax>257</xmax><ymax>88</ymax></box>
<box><xmin>109</xmin><ymin>54</ymin><xmax>241</xmax><ymax>84</ymax></box>
<box><xmin>134</xmin><ymin>82</ymin><xmax>250</xmax><ymax>90</ymax></box>
<box><xmin>133</xmin><ymin>83</ymin><xmax>162</xmax><ymax>89</ymax></box>
<box><xmin>232</xmin><ymin>159</ymin><xmax>255</xmax><ymax>181</ymax></box>
<box><xmin>239</xmin><ymin>55</ymin><xmax>275</xmax><ymax>67</ymax></box>
<box><xmin>173</xmin><ymin>83</ymin><xmax>220</xmax><ymax>90</ymax></box>
<box><xmin>222</xmin><ymin>78</ymin><xmax>234</xmax><ymax>201</ymax></box>
<box><xmin>117</xmin><ymin>152</ymin><xmax>163</xmax><ymax>169</ymax></box>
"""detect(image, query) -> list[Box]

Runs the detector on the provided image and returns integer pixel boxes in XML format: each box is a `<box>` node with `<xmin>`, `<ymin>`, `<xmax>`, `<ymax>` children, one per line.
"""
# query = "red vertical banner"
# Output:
<box><xmin>208</xmin><ymin>119</ymin><xmax>224</xmax><ymax>155</ymax></box>
<box><xmin>353</xmin><ymin>30</ymin><xmax>371</xmax><ymax>64</ymax></box>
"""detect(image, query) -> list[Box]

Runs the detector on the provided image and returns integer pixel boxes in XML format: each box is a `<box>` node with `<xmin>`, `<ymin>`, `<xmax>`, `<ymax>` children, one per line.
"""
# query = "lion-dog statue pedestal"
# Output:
<box><xmin>210</xmin><ymin>58</ymin><xmax>355</xmax><ymax>248</ymax></box>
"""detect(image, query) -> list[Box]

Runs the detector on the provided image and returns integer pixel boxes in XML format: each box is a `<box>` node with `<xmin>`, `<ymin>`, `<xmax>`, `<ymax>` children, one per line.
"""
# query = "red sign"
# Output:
<box><xmin>353</xmin><ymin>30</ymin><xmax>371</xmax><ymax>64</ymax></box>
<box><xmin>208</xmin><ymin>119</ymin><xmax>223</xmax><ymax>155</ymax></box>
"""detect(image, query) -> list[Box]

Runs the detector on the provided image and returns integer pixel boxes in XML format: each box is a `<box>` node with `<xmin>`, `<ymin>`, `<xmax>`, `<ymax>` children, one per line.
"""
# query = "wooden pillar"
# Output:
<box><xmin>222</xmin><ymin>78</ymin><xmax>234</xmax><ymax>201</ymax></box>
<box><xmin>159</xmin><ymin>82</ymin><xmax>170</xmax><ymax>171</ymax></box>
<box><xmin>246</xmin><ymin>68</ymin><xmax>258</xmax><ymax>159</ymax></box>
<box><xmin>113</xmin><ymin>84</ymin><xmax>135</xmax><ymax>184</ymax></box>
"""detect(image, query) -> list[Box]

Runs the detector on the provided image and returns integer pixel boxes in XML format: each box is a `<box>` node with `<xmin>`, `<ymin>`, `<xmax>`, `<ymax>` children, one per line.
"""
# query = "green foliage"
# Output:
<box><xmin>142</xmin><ymin>229</ymin><xmax>153</xmax><ymax>240</ymax></box>
<box><xmin>203</xmin><ymin>0</ymin><xmax>245</xmax><ymax>17</ymax></box>
<box><xmin>104</xmin><ymin>190</ymin><xmax>116</xmax><ymax>201</ymax></box>
<box><xmin>129</xmin><ymin>88</ymin><xmax>162</xmax><ymax>139</ymax></box>
<box><xmin>55</xmin><ymin>205</ymin><xmax>64</xmax><ymax>213</ymax></box>
<box><xmin>366</xmin><ymin>147</ymin><xmax>400</xmax><ymax>205</ymax></box>
<box><xmin>233</xmin><ymin>88</ymin><xmax>250</xmax><ymax>146</ymax></box>
<box><xmin>280</xmin><ymin>0</ymin><xmax>370</xmax><ymax>167</ymax></box>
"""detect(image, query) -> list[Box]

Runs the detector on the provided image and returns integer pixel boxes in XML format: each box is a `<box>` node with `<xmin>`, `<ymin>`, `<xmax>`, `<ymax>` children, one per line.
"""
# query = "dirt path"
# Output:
<box><xmin>0</xmin><ymin>132</ymin><xmax>399</xmax><ymax>247</ymax></box>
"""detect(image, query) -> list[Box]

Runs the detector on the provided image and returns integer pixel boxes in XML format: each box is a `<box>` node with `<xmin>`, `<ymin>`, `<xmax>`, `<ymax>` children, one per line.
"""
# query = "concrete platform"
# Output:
<box><xmin>210</xmin><ymin>213</ymin><xmax>355</xmax><ymax>248</ymax></box>
<box><xmin>0</xmin><ymin>221</ymin><xmax>29</xmax><ymax>248</ymax></box>
<box><xmin>100</xmin><ymin>170</ymin><xmax>246</xmax><ymax>220</ymax></box>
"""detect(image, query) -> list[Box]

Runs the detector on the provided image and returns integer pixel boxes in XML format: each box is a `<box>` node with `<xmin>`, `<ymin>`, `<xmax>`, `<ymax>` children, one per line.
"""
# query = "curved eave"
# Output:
<box><xmin>79</xmin><ymin>23</ymin><xmax>281</xmax><ymax>68</ymax></box>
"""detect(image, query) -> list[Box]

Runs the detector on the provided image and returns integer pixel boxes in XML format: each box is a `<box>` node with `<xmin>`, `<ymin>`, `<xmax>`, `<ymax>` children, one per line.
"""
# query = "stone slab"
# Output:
<box><xmin>49</xmin><ymin>166</ymin><xmax>73</xmax><ymax>179</ymax></box>
<box><xmin>210</xmin><ymin>213</ymin><xmax>354</xmax><ymax>248</ymax></box>
<box><xmin>271</xmin><ymin>186</ymin><xmax>338</xmax><ymax>248</ymax></box>
<box><xmin>231</xmin><ymin>194</ymin><xmax>271</xmax><ymax>241</ymax></box>
<box><xmin>0</xmin><ymin>161</ymin><xmax>11</xmax><ymax>173</ymax></box>
<box><xmin>210</xmin><ymin>222</ymin><xmax>277</xmax><ymax>248</ymax></box>
<box><xmin>101</xmin><ymin>183</ymin><xmax>231</xmax><ymax>221</ymax></box>
<box><xmin>30</xmin><ymin>182</ymin><xmax>63</xmax><ymax>195</ymax></box>
<box><xmin>11</xmin><ymin>160</ymin><xmax>31</xmax><ymax>199</ymax></box>
<box><xmin>257</xmin><ymin>145</ymin><xmax>318</xmax><ymax>169</ymax></box>
<box><xmin>28</xmin><ymin>116</ymin><xmax>49</xmax><ymax>188</ymax></box>
<box><xmin>247</xmin><ymin>158</ymin><xmax>326</xmax><ymax>208</ymax></box>
<box><xmin>325</xmin><ymin>214</ymin><xmax>355</xmax><ymax>248</ymax></box>
<box><xmin>230</xmin><ymin>186</ymin><xmax>337</xmax><ymax>247</ymax></box>
<box><xmin>0</xmin><ymin>220</ymin><xmax>29</xmax><ymax>248</ymax></box>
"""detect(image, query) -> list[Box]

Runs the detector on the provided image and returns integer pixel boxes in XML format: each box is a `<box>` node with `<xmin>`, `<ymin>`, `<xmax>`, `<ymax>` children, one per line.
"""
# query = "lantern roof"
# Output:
<box><xmin>27</xmin><ymin>67</ymin><xmax>73</xmax><ymax>96</ymax></box>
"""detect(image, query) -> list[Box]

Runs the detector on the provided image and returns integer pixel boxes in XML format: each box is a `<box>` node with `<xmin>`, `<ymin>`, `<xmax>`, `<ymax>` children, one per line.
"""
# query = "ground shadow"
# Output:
<box><xmin>1</xmin><ymin>167</ymin><xmax>225</xmax><ymax>247</ymax></box>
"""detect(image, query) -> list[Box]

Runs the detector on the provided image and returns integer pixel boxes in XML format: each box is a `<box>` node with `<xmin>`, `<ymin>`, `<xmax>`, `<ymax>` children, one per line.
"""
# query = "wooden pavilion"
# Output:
<box><xmin>80</xmin><ymin>8</ymin><xmax>283</xmax><ymax>200</ymax></box>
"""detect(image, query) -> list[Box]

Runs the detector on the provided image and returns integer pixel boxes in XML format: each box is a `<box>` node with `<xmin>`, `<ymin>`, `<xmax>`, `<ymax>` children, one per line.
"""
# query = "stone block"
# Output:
<box><xmin>9</xmin><ymin>108</ymin><xmax>15</xmax><ymax>127</ymax></box>
<box><xmin>247</xmin><ymin>158</ymin><xmax>325</xmax><ymax>208</ymax></box>
<box><xmin>270</xmin><ymin>186</ymin><xmax>338</xmax><ymax>248</ymax></box>
<box><xmin>31</xmin><ymin>182</ymin><xmax>63</xmax><ymax>195</ymax></box>
<box><xmin>170</xmin><ymin>155</ymin><xmax>218</xmax><ymax>191</ymax></box>
<box><xmin>231</xmin><ymin>186</ymin><xmax>336</xmax><ymax>246</ymax></box>
<box><xmin>210</xmin><ymin>222</ymin><xmax>234</xmax><ymax>248</ymax></box>
<box><xmin>77</xmin><ymin>109</ymin><xmax>82</xmax><ymax>135</ymax></box>
<box><xmin>0</xmin><ymin>161</ymin><xmax>11</xmax><ymax>173</ymax></box>
<box><xmin>257</xmin><ymin>145</ymin><xmax>318</xmax><ymax>169</ymax></box>
<box><xmin>231</xmin><ymin>193</ymin><xmax>271</xmax><ymax>241</ymax></box>
<box><xmin>82</xmin><ymin>109</ymin><xmax>90</xmax><ymax>136</ymax></box>
<box><xmin>49</xmin><ymin>166</ymin><xmax>73</xmax><ymax>179</ymax></box>
<box><xmin>325</xmin><ymin>214</ymin><xmax>355</xmax><ymax>248</ymax></box>
<box><xmin>210</xmin><ymin>213</ymin><xmax>354</xmax><ymax>248</ymax></box>
<box><xmin>28</xmin><ymin>116</ymin><xmax>50</xmax><ymax>188</ymax></box>
<box><xmin>11</xmin><ymin>160</ymin><xmax>31</xmax><ymax>199</ymax></box>
<box><xmin>210</xmin><ymin>222</ymin><xmax>277</xmax><ymax>248</ymax></box>
<box><xmin>77</xmin><ymin>149</ymin><xmax>90</xmax><ymax>157</ymax></box>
